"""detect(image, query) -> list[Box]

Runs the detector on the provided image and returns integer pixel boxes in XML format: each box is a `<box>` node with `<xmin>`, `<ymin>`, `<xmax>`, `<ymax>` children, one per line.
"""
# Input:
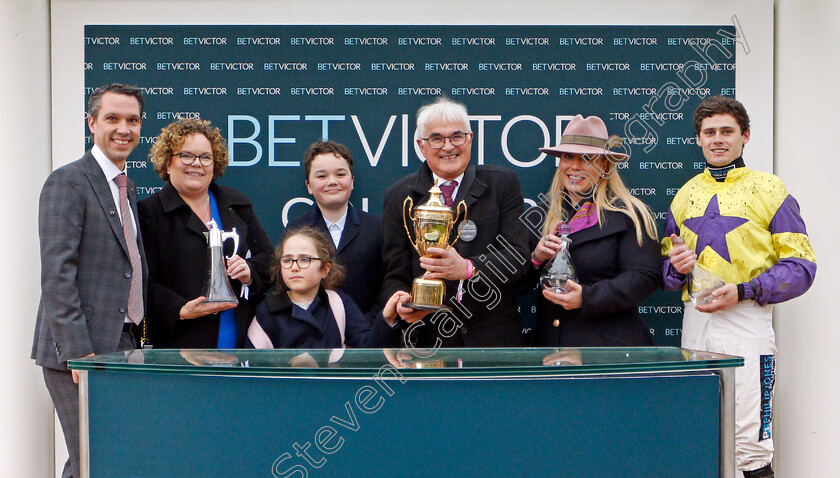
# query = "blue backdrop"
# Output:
<box><xmin>84</xmin><ymin>24</ymin><xmax>737</xmax><ymax>344</ymax></box>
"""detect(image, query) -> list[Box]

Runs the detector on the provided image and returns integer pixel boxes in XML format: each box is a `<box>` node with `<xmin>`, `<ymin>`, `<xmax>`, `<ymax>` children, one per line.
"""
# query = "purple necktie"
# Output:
<box><xmin>439</xmin><ymin>180</ymin><xmax>458</xmax><ymax>207</ymax></box>
<box><xmin>115</xmin><ymin>173</ymin><xmax>144</xmax><ymax>325</ymax></box>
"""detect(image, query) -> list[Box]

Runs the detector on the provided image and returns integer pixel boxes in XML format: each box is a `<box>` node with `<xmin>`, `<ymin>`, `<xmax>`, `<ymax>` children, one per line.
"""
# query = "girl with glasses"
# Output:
<box><xmin>245</xmin><ymin>226</ymin><xmax>408</xmax><ymax>349</ymax></box>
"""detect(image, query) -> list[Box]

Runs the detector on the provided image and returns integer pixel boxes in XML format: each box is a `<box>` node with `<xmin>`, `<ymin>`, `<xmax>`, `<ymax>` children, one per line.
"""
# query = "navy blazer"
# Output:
<box><xmin>381</xmin><ymin>162</ymin><xmax>530</xmax><ymax>348</ymax></box>
<box><xmin>138</xmin><ymin>182</ymin><xmax>273</xmax><ymax>348</ymax></box>
<box><xmin>244</xmin><ymin>288</ymin><xmax>400</xmax><ymax>349</ymax></box>
<box><xmin>524</xmin><ymin>204</ymin><xmax>661</xmax><ymax>347</ymax></box>
<box><xmin>33</xmin><ymin>152</ymin><xmax>148</xmax><ymax>370</ymax></box>
<box><xmin>287</xmin><ymin>204</ymin><xmax>384</xmax><ymax>320</ymax></box>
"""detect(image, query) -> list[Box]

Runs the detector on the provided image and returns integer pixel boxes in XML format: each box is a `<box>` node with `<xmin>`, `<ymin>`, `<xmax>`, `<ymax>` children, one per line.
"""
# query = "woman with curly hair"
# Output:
<box><xmin>138</xmin><ymin>118</ymin><xmax>273</xmax><ymax>348</ymax></box>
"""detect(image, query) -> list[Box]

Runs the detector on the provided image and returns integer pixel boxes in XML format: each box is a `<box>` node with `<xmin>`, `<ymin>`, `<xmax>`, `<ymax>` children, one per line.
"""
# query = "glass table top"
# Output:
<box><xmin>69</xmin><ymin>347</ymin><xmax>742</xmax><ymax>378</ymax></box>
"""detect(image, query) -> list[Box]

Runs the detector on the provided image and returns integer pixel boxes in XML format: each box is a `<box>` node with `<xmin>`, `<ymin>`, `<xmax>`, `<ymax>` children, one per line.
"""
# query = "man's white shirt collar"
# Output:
<box><xmin>91</xmin><ymin>144</ymin><xmax>126</xmax><ymax>182</ymax></box>
<box><xmin>432</xmin><ymin>172</ymin><xmax>464</xmax><ymax>199</ymax></box>
<box><xmin>324</xmin><ymin>209</ymin><xmax>348</xmax><ymax>248</ymax></box>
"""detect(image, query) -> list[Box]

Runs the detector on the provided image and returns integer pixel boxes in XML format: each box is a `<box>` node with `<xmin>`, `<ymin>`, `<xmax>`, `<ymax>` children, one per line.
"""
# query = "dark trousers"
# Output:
<box><xmin>42</xmin><ymin>329</ymin><xmax>136</xmax><ymax>478</ymax></box>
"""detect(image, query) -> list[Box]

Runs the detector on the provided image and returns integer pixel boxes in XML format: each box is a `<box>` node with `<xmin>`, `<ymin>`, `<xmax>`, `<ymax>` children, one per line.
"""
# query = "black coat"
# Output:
<box><xmin>381</xmin><ymin>162</ymin><xmax>530</xmax><ymax>348</ymax></box>
<box><xmin>287</xmin><ymin>204</ymin><xmax>384</xmax><ymax>321</ymax></box>
<box><xmin>525</xmin><ymin>204</ymin><xmax>661</xmax><ymax>347</ymax></box>
<box><xmin>138</xmin><ymin>182</ymin><xmax>273</xmax><ymax>348</ymax></box>
<box><xmin>244</xmin><ymin>288</ymin><xmax>400</xmax><ymax>349</ymax></box>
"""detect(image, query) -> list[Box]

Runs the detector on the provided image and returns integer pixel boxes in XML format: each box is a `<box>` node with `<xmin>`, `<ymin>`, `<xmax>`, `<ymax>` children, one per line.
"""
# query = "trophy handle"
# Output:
<box><xmin>221</xmin><ymin>228</ymin><xmax>240</xmax><ymax>259</ymax></box>
<box><xmin>402</xmin><ymin>197</ymin><xmax>418</xmax><ymax>250</ymax></box>
<box><xmin>449</xmin><ymin>201</ymin><xmax>468</xmax><ymax>248</ymax></box>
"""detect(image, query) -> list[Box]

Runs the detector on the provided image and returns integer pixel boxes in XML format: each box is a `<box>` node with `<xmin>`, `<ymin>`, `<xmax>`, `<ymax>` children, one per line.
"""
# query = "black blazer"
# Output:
<box><xmin>138</xmin><ymin>182</ymin><xmax>273</xmax><ymax>348</ymax></box>
<box><xmin>381</xmin><ymin>162</ymin><xmax>530</xmax><ymax>348</ymax></box>
<box><xmin>525</xmin><ymin>203</ymin><xmax>661</xmax><ymax>347</ymax></box>
<box><xmin>287</xmin><ymin>204</ymin><xmax>384</xmax><ymax>321</ymax></box>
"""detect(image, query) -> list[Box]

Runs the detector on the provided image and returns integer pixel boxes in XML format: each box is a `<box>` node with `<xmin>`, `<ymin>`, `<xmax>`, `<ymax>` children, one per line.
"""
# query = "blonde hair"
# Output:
<box><xmin>541</xmin><ymin>156</ymin><xmax>657</xmax><ymax>246</ymax></box>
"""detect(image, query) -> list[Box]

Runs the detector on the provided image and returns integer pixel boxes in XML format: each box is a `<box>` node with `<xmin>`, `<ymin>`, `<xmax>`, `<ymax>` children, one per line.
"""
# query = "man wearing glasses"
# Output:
<box><xmin>380</xmin><ymin>97</ymin><xmax>530</xmax><ymax>348</ymax></box>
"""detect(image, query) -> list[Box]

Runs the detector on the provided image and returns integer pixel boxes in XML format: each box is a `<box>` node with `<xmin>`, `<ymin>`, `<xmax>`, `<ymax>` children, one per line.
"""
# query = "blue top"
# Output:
<box><xmin>209</xmin><ymin>190</ymin><xmax>237</xmax><ymax>348</ymax></box>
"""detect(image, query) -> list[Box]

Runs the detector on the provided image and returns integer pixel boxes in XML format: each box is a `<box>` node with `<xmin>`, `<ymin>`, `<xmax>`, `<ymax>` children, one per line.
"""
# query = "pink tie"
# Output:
<box><xmin>115</xmin><ymin>173</ymin><xmax>144</xmax><ymax>325</ymax></box>
<box><xmin>439</xmin><ymin>180</ymin><xmax>458</xmax><ymax>207</ymax></box>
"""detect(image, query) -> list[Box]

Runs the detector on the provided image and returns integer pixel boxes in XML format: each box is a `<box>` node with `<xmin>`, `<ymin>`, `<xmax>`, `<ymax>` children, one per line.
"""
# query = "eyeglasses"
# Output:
<box><xmin>174</xmin><ymin>152</ymin><xmax>215</xmax><ymax>166</ymax></box>
<box><xmin>421</xmin><ymin>132</ymin><xmax>471</xmax><ymax>149</ymax></box>
<box><xmin>279</xmin><ymin>256</ymin><xmax>322</xmax><ymax>269</ymax></box>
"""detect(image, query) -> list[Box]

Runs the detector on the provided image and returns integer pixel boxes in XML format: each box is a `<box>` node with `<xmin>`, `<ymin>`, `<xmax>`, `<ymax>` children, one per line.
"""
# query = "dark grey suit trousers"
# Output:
<box><xmin>43</xmin><ymin>330</ymin><xmax>136</xmax><ymax>478</ymax></box>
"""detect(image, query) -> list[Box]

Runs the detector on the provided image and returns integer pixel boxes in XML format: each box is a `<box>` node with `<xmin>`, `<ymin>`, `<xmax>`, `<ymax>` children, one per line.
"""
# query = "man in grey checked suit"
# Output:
<box><xmin>32</xmin><ymin>83</ymin><xmax>148</xmax><ymax>478</ymax></box>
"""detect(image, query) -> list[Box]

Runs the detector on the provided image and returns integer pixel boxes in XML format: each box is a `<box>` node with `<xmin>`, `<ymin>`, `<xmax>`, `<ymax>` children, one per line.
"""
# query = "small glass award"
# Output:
<box><xmin>540</xmin><ymin>223</ymin><xmax>577</xmax><ymax>293</ymax></box>
<box><xmin>672</xmin><ymin>236</ymin><xmax>725</xmax><ymax>305</ymax></box>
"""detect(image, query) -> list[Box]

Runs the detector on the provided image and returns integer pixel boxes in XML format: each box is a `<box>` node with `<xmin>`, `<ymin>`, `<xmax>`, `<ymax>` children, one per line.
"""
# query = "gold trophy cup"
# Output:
<box><xmin>402</xmin><ymin>183</ymin><xmax>467</xmax><ymax>311</ymax></box>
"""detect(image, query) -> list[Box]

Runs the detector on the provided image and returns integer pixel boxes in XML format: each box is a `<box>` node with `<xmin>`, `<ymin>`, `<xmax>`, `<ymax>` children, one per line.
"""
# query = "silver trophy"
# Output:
<box><xmin>201</xmin><ymin>219</ymin><xmax>240</xmax><ymax>304</ymax></box>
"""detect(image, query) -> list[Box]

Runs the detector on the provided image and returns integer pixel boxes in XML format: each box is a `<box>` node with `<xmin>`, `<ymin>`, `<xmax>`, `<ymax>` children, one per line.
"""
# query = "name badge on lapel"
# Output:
<box><xmin>458</xmin><ymin>220</ymin><xmax>477</xmax><ymax>242</ymax></box>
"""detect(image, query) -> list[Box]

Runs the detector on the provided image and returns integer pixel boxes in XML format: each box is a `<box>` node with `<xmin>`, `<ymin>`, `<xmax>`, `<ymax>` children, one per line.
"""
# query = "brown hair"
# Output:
<box><xmin>88</xmin><ymin>83</ymin><xmax>144</xmax><ymax>118</ymax></box>
<box><xmin>148</xmin><ymin>118</ymin><xmax>229</xmax><ymax>181</ymax></box>
<box><xmin>271</xmin><ymin>226</ymin><xmax>346</xmax><ymax>293</ymax></box>
<box><xmin>303</xmin><ymin>140</ymin><xmax>354</xmax><ymax>180</ymax></box>
<box><xmin>693</xmin><ymin>95</ymin><xmax>750</xmax><ymax>135</ymax></box>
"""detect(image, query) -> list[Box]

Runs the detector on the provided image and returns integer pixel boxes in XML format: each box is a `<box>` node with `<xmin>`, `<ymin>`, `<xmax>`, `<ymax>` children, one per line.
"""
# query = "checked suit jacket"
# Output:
<box><xmin>32</xmin><ymin>151</ymin><xmax>148</xmax><ymax>371</ymax></box>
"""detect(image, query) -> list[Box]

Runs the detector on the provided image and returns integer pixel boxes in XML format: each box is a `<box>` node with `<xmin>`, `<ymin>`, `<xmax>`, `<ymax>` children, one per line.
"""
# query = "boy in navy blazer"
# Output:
<box><xmin>287</xmin><ymin>140</ymin><xmax>384</xmax><ymax>321</ymax></box>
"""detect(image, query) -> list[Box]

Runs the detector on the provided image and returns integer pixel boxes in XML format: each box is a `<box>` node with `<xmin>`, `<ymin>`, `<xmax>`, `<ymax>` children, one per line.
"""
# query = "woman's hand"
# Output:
<box><xmin>542</xmin><ymin>280</ymin><xmax>583</xmax><ymax>310</ymax></box>
<box><xmin>179</xmin><ymin>296</ymin><xmax>236</xmax><ymax>320</ymax></box>
<box><xmin>226</xmin><ymin>254</ymin><xmax>252</xmax><ymax>285</ymax></box>
<box><xmin>531</xmin><ymin>221</ymin><xmax>565</xmax><ymax>264</ymax></box>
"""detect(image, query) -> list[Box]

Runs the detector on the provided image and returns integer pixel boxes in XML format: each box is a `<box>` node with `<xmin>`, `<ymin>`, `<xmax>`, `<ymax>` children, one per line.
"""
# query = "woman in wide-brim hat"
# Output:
<box><xmin>526</xmin><ymin>114</ymin><xmax>662</xmax><ymax>350</ymax></box>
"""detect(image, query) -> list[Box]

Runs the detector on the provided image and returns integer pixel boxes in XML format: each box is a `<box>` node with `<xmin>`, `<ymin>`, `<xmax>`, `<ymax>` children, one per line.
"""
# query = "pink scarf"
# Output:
<box><xmin>562</xmin><ymin>201</ymin><xmax>599</xmax><ymax>234</ymax></box>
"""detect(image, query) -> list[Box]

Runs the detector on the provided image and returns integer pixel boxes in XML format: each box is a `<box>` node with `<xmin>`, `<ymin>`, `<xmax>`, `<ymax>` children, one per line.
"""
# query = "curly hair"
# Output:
<box><xmin>271</xmin><ymin>226</ymin><xmax>346</xmax><ymax>293</ymax></box>
<box><xmin>148</xmin><ymin>118</ymin><xmax>228</xmax><ymax>182</ymax></box>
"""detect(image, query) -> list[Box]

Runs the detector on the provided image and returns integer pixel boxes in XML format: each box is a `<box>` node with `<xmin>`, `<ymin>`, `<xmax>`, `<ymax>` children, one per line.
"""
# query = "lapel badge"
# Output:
<box><xmin>458</xmin><ymin>220</ymin><xmax>478</xmax><ymax>242</ymax></box>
